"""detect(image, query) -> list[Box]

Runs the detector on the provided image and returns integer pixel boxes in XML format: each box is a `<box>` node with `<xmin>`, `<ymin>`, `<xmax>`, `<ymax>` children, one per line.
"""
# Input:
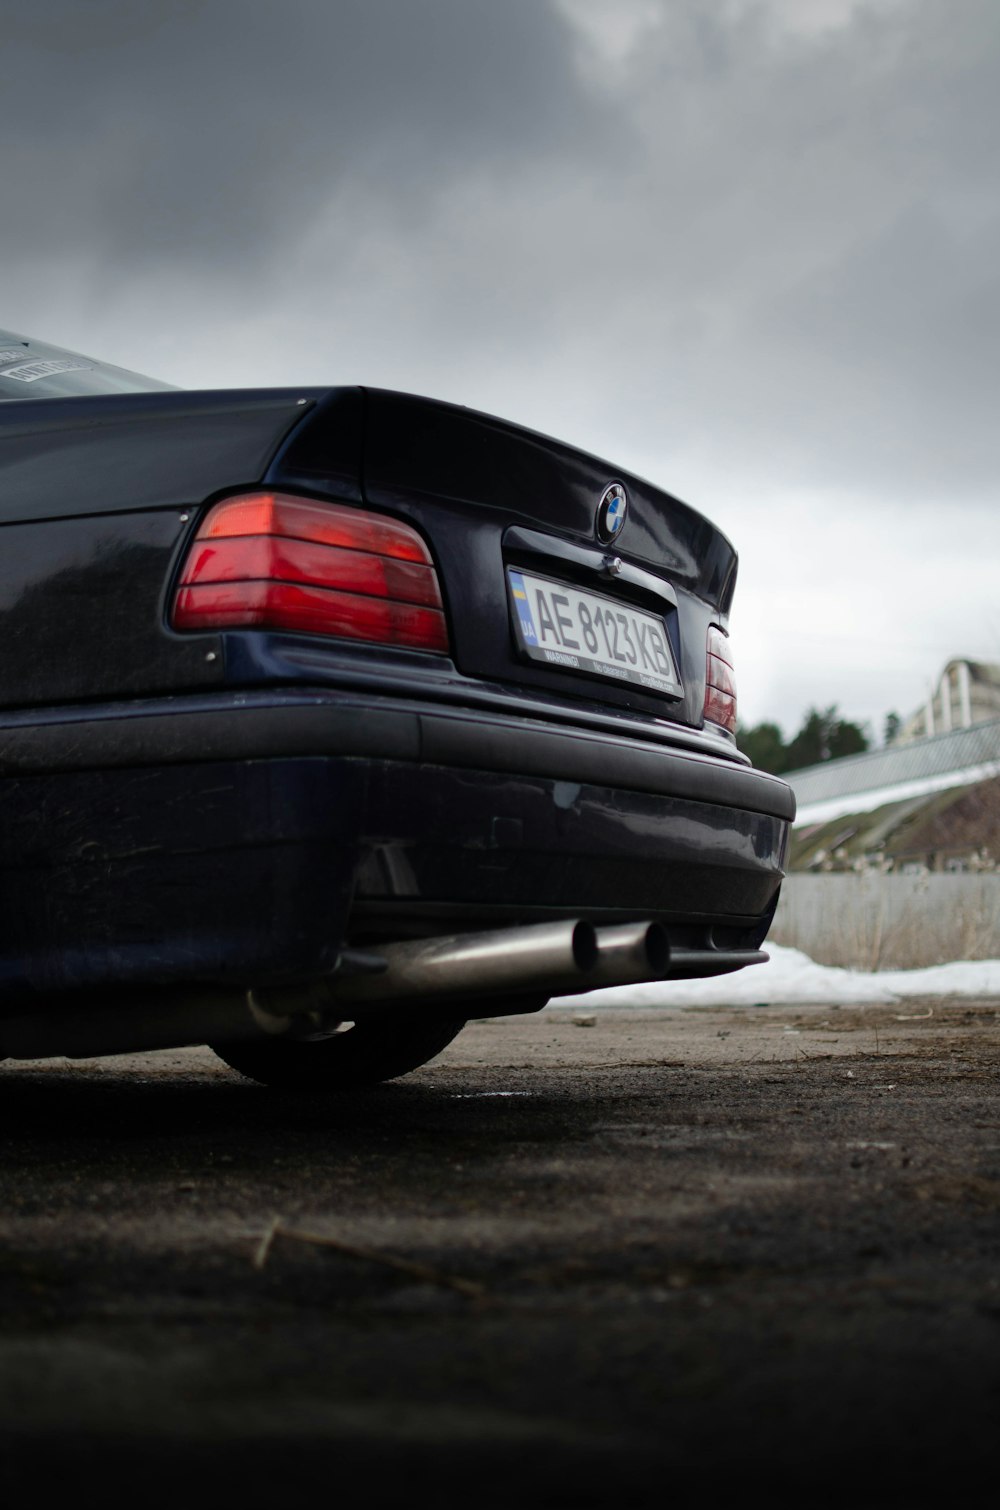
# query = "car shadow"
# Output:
<box><xmin>0</xmin><ymin>1055</ymin><xmax>616</xmax><ymax>1154</ymax></box>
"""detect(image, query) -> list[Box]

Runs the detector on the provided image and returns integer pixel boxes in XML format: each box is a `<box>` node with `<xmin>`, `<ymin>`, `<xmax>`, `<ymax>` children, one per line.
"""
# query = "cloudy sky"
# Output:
<box><xmin>4</xmin><ymin>0</ymin><xmax>999</xmax><ymax>739</ymax></box>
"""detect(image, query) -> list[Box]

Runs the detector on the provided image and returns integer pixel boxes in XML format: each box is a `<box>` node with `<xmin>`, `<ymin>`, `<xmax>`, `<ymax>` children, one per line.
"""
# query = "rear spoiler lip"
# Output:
<box><xmin>357</xmin><ymin>385</ymin><xmax>739</xmax><ymax>615</ymax></box>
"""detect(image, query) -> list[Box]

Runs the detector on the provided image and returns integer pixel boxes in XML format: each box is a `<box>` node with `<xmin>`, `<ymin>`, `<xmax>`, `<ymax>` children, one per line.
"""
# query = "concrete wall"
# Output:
<box><xmin>770</xmin><ymin>873</ymin><xmax>1000</xmax><ymax>970</ymax></box>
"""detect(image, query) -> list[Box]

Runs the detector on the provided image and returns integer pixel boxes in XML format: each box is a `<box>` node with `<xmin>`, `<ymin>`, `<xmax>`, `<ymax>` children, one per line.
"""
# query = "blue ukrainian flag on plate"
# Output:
<box><xmin>509</xmin><ymin>571</ymin><xmax>538</xmax><ymax>644</ymax></box>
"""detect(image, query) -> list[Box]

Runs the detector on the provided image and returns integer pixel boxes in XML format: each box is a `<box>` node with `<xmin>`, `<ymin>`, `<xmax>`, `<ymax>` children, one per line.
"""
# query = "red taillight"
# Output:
<box><xmin>171</xmin><ymin>492</ymin><xmax>449</xmax><ymax>654</ymax></box>
<box><xmin>704</xmin><ymin>626</ymin><xmax>737</xmax><ymax>733</ymax></box>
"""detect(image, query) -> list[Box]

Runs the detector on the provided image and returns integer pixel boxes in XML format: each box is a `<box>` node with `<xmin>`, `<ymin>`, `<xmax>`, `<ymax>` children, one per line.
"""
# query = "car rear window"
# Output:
<box><xmin>0</xmin><ymin>330</ymin><xmax>173</xmax><ymax>400</ymax></box>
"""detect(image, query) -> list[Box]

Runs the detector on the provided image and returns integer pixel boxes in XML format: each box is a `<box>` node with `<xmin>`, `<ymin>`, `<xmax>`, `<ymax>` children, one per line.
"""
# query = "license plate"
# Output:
<box><xmin>507</xmin><ymin>568</ymin><xmax>679</xmax><ymax>695</ymax></box>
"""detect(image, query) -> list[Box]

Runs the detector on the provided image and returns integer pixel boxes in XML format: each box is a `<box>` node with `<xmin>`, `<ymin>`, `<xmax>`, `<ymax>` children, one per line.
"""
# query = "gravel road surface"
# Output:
<box><xmin>1</xmin><ymin>997</ymin><xmax>997</xmax><ymax>1507</ymax></box>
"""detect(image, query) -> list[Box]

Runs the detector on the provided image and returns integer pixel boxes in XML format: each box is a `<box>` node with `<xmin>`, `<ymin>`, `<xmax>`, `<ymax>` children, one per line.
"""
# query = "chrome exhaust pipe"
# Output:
<box><xmin>0</xmin><ymin>921</ymin><xmax>603</xmax><ymax>1060</ymax></box>
<box><xmin>588</xmin><ymin>922</ymin><xmax>670</xmax><ymax>987</ymax></box>
<box><xmin>0</xmin><ymin>918</ymin><xmax>683</xmax><ymax>1062</ymax></box>
<box><xmin>309</xmin><ymin>919</ymin><xmax>672</xmax><ymax>1014</ymax></box>
<box><xmin>322</xmin><ymin>919</ymin><xmax>599</xmax><ymax>1007</ymax></box>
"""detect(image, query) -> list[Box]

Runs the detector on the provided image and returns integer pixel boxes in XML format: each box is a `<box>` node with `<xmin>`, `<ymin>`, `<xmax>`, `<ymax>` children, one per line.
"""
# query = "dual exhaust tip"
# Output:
<box><xmin>0</xmin><ymin>920</ymin><xmax>762</xmax><ymax>1062</ymax></box>
<box><xmin>318</xmin><ymin>918</ymin><xmax>672</xmax><ymax>1011</ymax></box>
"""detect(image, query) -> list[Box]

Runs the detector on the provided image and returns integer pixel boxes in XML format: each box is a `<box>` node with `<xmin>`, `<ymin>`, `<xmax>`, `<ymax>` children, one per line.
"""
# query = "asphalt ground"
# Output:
<box><xmin>1</xmin><ymin>997</ymin><xmax>998</xmax><ymax>1508</ymax></box>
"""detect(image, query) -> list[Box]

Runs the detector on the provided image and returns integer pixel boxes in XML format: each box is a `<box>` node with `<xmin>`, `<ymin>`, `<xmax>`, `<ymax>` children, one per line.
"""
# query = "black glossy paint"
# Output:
<box><xmin>0</xmin><ymin>369</ymin><xmax>793</xmax><ymax>1011</ymax></box>
<box><xmin>359</xmin><ymin>388</ymin><xmax>737</xmax><ymax>604</ymax></box>
<box><xmin>0</xmin><ymin>388</ymin><xmax>324</xmax><ymax>520</ymax></box>
<box><xmin>0</xmin><ymin>689</ymin><xmax>794</xmax><ymax>818</ymax></box>
<box><xmin>0</xmin><ymin>388</ymin><xmax>330</xmax><ymax>708</ymax></box>
<box><xmin>272</xmin><ymin>387</ymin><xmax>738</xmax><ymax>731</ymax></box>
<box><xmin>0</xmin><ymin>756</ymin><xmax>364</xmax><ymax>1000</ymax></box>
<box><xmin>0</xmin><ymin>510</ymin><xmax>223</xmax><ymax>707</ymax></box>
<box><xmin>0</xmin><ymin>745</ymin><xmax>786</xmax><ymax>1001</ymax></box>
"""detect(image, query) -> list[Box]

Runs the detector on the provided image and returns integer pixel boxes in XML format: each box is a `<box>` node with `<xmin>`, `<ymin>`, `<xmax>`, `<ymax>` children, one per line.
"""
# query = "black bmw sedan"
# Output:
<box><xmin>0</xmin><ymin>329</ymin><xmax>793</xmax><ymax>1088</ymax></box>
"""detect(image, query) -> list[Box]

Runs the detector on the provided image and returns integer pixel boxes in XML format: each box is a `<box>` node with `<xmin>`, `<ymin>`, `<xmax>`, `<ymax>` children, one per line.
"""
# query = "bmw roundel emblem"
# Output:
<box><xmin>596</xmin><ymin>483</ymin><xmax>628</xmax><ymax>544</ymax></box>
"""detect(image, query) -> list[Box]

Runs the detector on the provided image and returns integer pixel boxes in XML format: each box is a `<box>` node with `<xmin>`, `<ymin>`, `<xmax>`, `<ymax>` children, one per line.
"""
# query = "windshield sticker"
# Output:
<box><xmin>0</xmin><ymin>358</ymin><xmax>93</xmax><ymax>383</ymax></box>
<box><xmin>0</xmin><ymin>349</ymin><xmax>30</xmax><ymax>366</ymax></box>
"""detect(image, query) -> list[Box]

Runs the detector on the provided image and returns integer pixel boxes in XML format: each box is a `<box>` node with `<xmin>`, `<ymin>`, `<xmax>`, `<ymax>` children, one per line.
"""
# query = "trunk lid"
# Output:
<box><xmin>355</xmin><ymin>389</ymin><xmax>737</xmax><ymax>734</ymax></box>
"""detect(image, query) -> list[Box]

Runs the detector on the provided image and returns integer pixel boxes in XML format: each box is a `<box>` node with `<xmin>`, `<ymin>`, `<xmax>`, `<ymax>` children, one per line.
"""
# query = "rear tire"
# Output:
<box><xmin>211</xmin><ymin>1013</ymin><xmax>468</xmax><ymax>1090</ymax></box>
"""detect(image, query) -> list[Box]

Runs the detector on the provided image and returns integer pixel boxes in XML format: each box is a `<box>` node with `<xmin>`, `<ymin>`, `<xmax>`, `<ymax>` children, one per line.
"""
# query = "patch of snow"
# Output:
<box><xmin>554</xmin><ymin>944</ymin><xmax>1000</xmax><ymax>1009</ymax></box>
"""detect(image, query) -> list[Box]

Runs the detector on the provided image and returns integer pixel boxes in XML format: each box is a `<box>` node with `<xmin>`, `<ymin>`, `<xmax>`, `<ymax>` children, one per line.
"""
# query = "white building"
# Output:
<box><xmin>897</xmin><ymin>659</ymin><xmax>1000</xmax><ymax>742</ymax></box>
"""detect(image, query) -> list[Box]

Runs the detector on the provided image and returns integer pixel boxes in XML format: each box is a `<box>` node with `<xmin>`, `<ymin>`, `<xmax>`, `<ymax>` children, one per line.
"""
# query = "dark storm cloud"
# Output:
<box><xmin>4</xmin><ymin>0</ymin><xmax>1000</xmax><ymax>512</ymax></box>
<box><xmin>1</xmin><ymin>0</ymin><xmax>604</xmax><ymax>275</ymax></box>
<box><xmin>696</xmin><ymin>0</ymin><xmax>1000</xmax><ymax>501</ymax></box>
<box><xmin>535</xmin><ymin>0</ymin><xmax>1000</xmax><ymax>505</ymax></box>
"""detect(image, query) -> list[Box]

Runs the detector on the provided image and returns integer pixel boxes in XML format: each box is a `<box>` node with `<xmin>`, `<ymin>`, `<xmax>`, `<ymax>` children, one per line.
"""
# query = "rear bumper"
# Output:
<box><xmin>0</xmin><ymin>690</ymin><xmax>793</xmax><ymax>1003</ymax></box>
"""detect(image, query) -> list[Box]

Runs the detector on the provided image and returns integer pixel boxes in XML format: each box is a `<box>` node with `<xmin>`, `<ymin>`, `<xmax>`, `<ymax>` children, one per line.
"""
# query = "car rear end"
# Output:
<box><xmin>0</xmin><ymin>375</ymin><xmax>793</xmax><ymax>1019</ymax></box>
